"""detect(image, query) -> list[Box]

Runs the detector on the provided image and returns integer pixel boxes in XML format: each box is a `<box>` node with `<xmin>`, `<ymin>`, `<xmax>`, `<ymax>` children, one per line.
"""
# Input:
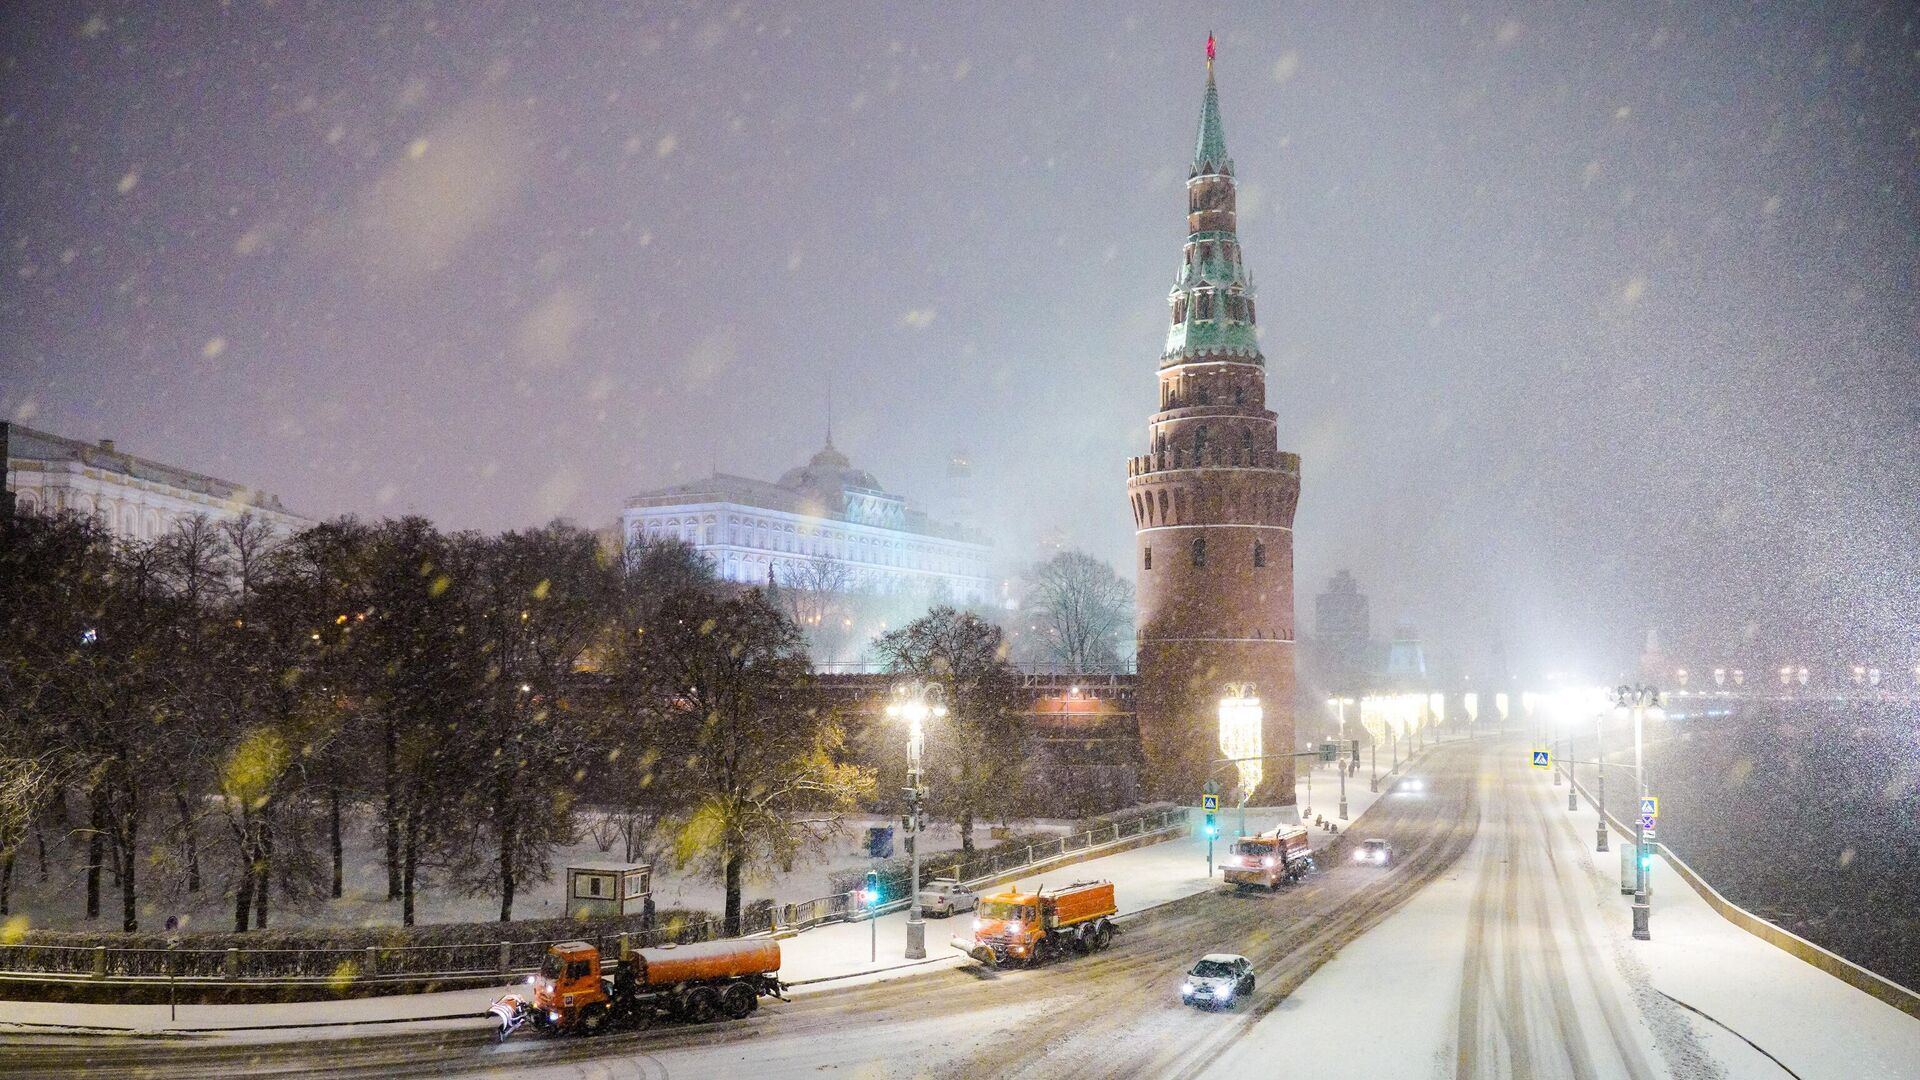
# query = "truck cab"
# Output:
<box><xmin>972</xmin><ymin>891</ymin><xmax>1042</xmax><ymax>961</ymax></box>
<box><xmin>531</xmin><ymin>941</ymin><xmax>610</xmax><ymax>1027</ymax></box>
<box><xmin>1222</xmin><ymin>826</ymin><xmax>1312</xmax><ymax>891</ymax></box>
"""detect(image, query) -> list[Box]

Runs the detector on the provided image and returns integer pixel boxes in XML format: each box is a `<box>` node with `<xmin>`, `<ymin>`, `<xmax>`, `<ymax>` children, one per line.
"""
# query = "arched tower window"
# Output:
<box><xmin>1253</xmin><ymin>540</ymin><xmax>1266</xmax><ymax>568</ymax></box>
<box><xmin>1143</xmin><ymin>546</ymin><xmax>1152</xmax><ymax>571</ymax></box>
<box><xmin>1190</xmin><ymin>537</ymin><xmax>1206</xmax><ymax>568</ymax></box>
<box><xmin>1193</xmin><ymin>425</ymin><xmax>1209</xmax><ymax>459</ymax></box>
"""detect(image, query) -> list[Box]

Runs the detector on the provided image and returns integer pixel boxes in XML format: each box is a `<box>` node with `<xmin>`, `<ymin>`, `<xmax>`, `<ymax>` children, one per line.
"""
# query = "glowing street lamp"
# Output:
<box><xmin>1712</xmin><ymin>667</ymin><xmax>1725</xmax><ymax>689</ymax></box>
<box><xmin>1611</xmin><ymin>684</ymin><xmax>1663</xmax><ymax>941</ymax></box>
<box><xmin>884</xmin><ymin>681</ymin><xmax>947</xmax><ymax>960</ymax></box>
<box><xmin>1326</xmin><ymin>696</ymin><xmax>1355</xmax><ymax>820</ymax></box>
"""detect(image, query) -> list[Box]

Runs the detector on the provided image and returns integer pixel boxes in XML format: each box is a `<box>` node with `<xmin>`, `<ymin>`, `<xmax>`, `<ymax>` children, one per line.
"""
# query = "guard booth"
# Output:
<box><xmin>566</xmin><ymin>862</ymin><xmax>652</xmax><ymax>918</ymax></box>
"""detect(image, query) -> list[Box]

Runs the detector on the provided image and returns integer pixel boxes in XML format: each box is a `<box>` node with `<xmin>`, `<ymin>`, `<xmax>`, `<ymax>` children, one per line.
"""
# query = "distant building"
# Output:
<box><xmin>1386</xmin><ymin>623</ymin><xmax>1428</xmax><ymax>682</ymax></box>
<box><xmin>621</xmin><ymin>438</ymin><xmax>993</xmax><ymax>603</ymax></box>
<box><xmin>3</xmin><ymin>422</ymin><xmax>314</xmax><ymax>539</ymax></box>
<box><xmin>1315</xmin><ymin>570</ymin><xmax>1372</xmax><ymax>693</ymax></box>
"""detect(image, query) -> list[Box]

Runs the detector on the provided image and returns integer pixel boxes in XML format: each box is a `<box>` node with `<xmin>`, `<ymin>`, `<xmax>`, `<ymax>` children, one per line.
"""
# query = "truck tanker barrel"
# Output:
<box><xmin>634</xmin><ymin>939</ymin><xmax>781</xmax><ymax>986</ymax></box>
<box><xmin>1042</xmin><ymin>880</ymin><xmax>1117</xmax><ymax>927</ymax></box>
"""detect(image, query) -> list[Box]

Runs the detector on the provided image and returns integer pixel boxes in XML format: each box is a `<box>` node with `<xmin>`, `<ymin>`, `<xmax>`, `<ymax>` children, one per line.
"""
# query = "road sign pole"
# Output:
<box><xmin>1633</xmin><ymin>701</ymin><xmax>1651</xmax><ymax>941</ymax></box>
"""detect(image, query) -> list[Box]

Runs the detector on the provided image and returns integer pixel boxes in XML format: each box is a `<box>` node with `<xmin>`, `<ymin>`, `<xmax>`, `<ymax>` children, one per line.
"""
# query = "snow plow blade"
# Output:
<box><xmin>950</xmin><ymin>937</ymin><xmax>998</xmax><ymax>967</ymax></box>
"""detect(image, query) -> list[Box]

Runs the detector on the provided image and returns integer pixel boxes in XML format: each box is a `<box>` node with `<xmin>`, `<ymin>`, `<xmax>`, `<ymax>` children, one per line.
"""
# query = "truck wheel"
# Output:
<box><xmin>1072</xmin><ymin>930</ymin><xmax>1092</xmax><ymax>956</ymax></box>
<box><xmin>579</xmin><ymin>1003</ymin><xmax>609</xmax><ymax>1036</ymax></box>
<box><xmin>1092</xmin><ymin>921</ymin><xmax>1113</xmax><ymax>950</ymax></box>
<box><xmin>680</xmin><ymin>986</ymin><xmax>720</xmax><ymax>1024</ymax></box>
<box><xmin>721</xmin><ymin>982</ymin><xmax>757</xmax><ymax>1020</ymax></box>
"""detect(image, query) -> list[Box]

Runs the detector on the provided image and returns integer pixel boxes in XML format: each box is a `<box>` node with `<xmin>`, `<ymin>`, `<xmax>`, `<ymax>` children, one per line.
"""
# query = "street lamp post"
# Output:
<box><xmin>1369</xmin><ymin>722</ymin><xmax>1378</xmax><ymax>793</ymax></box>
<box><xmin>885</xmin><ymin>682</ymin><xmax>947</xmax><ymax>960</ymax></box>
<box><xmin>1611</xmin><ymin>683</ymin><xmax>1661</xmax><ymax>941</ymax></box>
<box><xmin>1594</xmin><ymin>708</ymin><xmax>1609</xmax><ymax>852</ymax></box>
<box><xmin>1328</xmin><ymin>697</ymin><xmax>1352</xmax><ymax>820</ymax></box>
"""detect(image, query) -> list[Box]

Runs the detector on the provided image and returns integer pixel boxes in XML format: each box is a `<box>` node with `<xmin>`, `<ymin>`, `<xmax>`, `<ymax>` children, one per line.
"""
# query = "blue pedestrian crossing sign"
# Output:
<box><xmin>1640</xmin><ymin>796</ymin><xmax>1659</xmax><ymax>818</ymax></box>
<box><xmin>1530</xmin><ymin>749</ymin><xmax>1550</xmax><ymax>769</ymax></box>
<box><xmin>1202</xmin><ymin>793</ymin><xmax>1219</xmax><ymax>812</ymax></box>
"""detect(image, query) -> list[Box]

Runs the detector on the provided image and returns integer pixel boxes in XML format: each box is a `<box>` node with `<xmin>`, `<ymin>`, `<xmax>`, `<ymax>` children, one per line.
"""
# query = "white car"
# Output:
<box><xmin>1180</xmin><ymin>953</ymin><xmax>1255</xmax><ymax>1010</ymax></box>
<box><xmin>1354</xmin><ymin>838</ymin><xmax>1393</xmax><ymax>867</ymax></box>
<box><xmin>918</xmin><ymin>878</ymin><xmax>977</xmax><ymax>917</ymax></box>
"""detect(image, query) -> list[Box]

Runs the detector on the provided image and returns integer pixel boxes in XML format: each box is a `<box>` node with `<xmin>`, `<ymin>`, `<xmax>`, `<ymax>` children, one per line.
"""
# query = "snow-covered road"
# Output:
<box><xmin>1201</xmin><ymin>741</ymin><xmax>1920</xmax><ymax>1080</ymax></box>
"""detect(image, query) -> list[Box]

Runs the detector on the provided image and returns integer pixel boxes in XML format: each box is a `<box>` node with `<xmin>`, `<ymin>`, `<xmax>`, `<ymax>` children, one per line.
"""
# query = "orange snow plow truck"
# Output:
<box><xmin>951</xmin><ymin>879</ymin><xmax>1118</xmax><ymax>967</ymax></box>
<box><xmin>1221</xmin><ymin>824</ymin><xmax>1313</xmax><ymax>890</ymax></box>
<box><xmin>490</xmin><ymin>938</ymin><xmax>781</xmax><ymax>1040</ymax></box>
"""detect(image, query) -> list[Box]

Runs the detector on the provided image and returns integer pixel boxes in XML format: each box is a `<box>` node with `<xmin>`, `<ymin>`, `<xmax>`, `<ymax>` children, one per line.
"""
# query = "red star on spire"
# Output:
<box><xmin>1207</xmin><ymin>32</ymin><xmax>1216</xmax><ymax>63</ymax></box>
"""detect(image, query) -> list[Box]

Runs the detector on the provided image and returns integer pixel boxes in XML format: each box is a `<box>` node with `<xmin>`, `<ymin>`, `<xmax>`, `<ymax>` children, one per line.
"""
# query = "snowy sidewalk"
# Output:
<box><xmin>1200</xmin><ymin>740</ymin><xmax>1920</xmax><ymax>1080</ymax></box>
<box><xmin>0</xmin><ymin>747</ymin><xmax>1429</xmax><ymax>1039</ymax></box>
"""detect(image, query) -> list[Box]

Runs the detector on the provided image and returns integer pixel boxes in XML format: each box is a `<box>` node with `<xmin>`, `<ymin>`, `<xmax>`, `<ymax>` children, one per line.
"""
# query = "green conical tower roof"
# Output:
<box><xmin>1193</xmin><ymin>51</ymin><xmax>1233</xmax><ymax>177</ymax></box>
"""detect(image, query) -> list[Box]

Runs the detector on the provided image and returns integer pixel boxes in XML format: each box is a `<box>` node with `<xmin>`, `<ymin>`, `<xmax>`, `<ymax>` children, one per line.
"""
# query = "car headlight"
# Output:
<box><xmin>1354</xmin><ymin>850</ymin><xmax>1366</xmax><ymax>860</ymax></box>
<box><xmin>1262</xmin><ymin>856</ymin><xmax>1275</xmax><ymax>868</ymax></box>
<box><xmin>549</xmin><ymin>1011</ymin><xmax>560</xmax><ymax>1022</ymax></box>
<box><xmin>526</xmin><ymin>974</ymin><xmax>536</xmax><ymax>985</ymax></box>
<box><xmin>1214</xmin><ymin>984</ymin><xmax>1233</xmax><ymax>999</ymax></box>
<box><xmin>1181</xmin><ymin>981</ymin><xmax>1195</xmax><ymax>996</ymax></box>
<box><xmin>1008</xmin><ymin>921</ymin><xmax>1022</xmax><ymax>934</ymax></box>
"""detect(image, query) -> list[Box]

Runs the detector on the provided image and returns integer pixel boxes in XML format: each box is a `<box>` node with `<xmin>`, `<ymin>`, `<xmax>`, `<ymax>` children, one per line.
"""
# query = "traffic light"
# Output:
<box><xmin>1203</xmin><ymin>813</ymin><xmax>1217</xmax><ymax>839</ymax></box>
<box><xmin>1638</xmin><ymin>848</ymin><xmax>1654</xmax><ymax>873</ymax></box>
<box><xmin>863</xmin><ymin>869</ymin><xmax>883</xmax><ymax>906</ymax></box>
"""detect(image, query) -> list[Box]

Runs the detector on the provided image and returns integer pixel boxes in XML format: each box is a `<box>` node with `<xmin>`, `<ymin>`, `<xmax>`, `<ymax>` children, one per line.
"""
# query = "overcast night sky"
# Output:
<box><xmin>3</xmin><ymin>2</ymin><xmax>1917</xmax><ymax>680</ymax></box>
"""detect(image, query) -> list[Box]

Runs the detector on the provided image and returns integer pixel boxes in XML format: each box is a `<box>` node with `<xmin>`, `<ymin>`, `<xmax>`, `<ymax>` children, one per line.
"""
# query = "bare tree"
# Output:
<box><xmin>1026</xmin><ymin>550</ymin><xmax>1134</xmax><ymax>672</ymax></box>
<box><xmin>628</xmin><ymin>587</ymin><xmax>873</xmax><ymax>935</ymax></box>
<box><xmin>873</xmin><ymin>607</ymin><xmax>1027</xmax><ymax>854</ymax></box>
<box><xmin>777</xmin><ymin>555</ymin><xmax>855</xmax><ymax>662</ymax></box>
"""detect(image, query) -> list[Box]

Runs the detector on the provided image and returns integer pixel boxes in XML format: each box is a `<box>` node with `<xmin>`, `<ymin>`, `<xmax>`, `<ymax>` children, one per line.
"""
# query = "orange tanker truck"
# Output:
<box><xmin>952</xmin><ymin>879</ymin><xmax>1118</xmax><ymax>967</ymax></box>
<box><xmin>490</xmin><ymin>938</ymin><xmax>782</xmax><ymax>1039</ymax></box>
<box><xmin>1221</xmin><ymin>824</ymin><xmax>1314</xmax><ymax>891</ymax></box>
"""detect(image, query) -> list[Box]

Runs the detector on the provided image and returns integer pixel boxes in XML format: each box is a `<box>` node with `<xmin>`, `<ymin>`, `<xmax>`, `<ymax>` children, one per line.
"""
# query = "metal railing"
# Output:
<box><xmin>777</xmin><ymin>806</ymin><xmax>1185</xmax><ymax>932</ymax></box>
<box><xmin>0</xmin><ymin>918</ymin><xmax>736</xmax><ymax>985</ymax></box>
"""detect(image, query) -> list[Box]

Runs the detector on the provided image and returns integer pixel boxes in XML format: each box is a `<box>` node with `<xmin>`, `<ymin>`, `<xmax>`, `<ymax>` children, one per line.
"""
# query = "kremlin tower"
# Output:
<box><xmin>1127</xmin><ymin>39</ymin><xmax>1302</xmax><ymax>805</ymax></box>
